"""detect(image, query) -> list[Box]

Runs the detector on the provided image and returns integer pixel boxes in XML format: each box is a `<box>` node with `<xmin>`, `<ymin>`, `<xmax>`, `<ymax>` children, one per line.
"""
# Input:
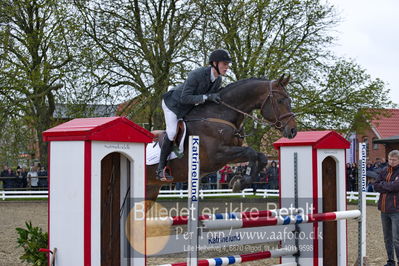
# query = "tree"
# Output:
<box><xmin>0</xmin><ymin>116</ymin><xmax>36</xmax><ymax>167</ymax></box>
<box><xmin>73</xmin><ymin>0</ymin><xmax>206</xmax><ymax>130</ymax></box>
<box><xmin>294</xmin><ymin>59</ymin><xmax>391</xmax><ymax>131</ymax></box>
<box><xmin>0</xmin><ymin>0</ymin><xmax>112</xmax><ymax>165</ymax></box>
<box><xmin>2</xmin><ymin>0</ymin><xmax>391</xmax><ymax>164</ymax></box>
<box><xmin>200</xmin><ymin>0</ymin><xmax>392</xmax><ymax>150</ymax></box>
<box><xmin>0</xmin><ymin>0</ymin><xmax>78</xmax><ymax>164</ymax></box>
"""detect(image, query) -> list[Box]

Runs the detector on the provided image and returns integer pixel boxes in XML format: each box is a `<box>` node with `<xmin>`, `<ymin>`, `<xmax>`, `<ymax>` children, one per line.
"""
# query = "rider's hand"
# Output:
<box><xmin>206</xmin><ymin>93</ymin><xmax>221</xmax><ymax>104</ymax></box>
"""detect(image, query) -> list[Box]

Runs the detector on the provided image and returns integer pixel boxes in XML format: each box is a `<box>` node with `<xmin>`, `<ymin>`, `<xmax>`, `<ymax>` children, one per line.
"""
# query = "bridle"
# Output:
<box><xmin>220</xmin><ymin>80</ymin><xmax>295</xmax><ymax>129</ymax></box>
<box><xmin>260</xmin><ymin>80</ymin><xmax>296</xmax><ymax>129</ymax></box>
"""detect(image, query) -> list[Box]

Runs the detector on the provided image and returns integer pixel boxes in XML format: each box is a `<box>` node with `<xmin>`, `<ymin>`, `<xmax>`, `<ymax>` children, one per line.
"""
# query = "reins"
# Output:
<box><xmin>185</xmin><ymin>79</ymin><xmax>295</xmax><ymax>134</ymax></box>
<box><xmin>220</xmin><ymin>80</ymin><xmax>295</xmax><ymax>129</ymax></box>
<box><xmin>219</xmin><ymin>101</ymin><xmax>271</xmax><ymax>127</ymax></box>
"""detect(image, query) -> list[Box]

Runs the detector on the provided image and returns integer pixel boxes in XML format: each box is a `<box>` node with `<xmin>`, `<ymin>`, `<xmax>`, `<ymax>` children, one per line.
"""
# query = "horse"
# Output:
<box><xmin>146</xmin><ymin>74</ymin><xmax>297</xmax><ymax>205</ymax></box>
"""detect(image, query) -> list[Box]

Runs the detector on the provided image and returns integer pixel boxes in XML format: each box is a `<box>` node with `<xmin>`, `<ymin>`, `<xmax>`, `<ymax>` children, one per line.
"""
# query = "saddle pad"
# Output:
<box><xmin>146</xmin><ymin>122</ymin><xmax>186</xmax><ymax>165</ymax></box>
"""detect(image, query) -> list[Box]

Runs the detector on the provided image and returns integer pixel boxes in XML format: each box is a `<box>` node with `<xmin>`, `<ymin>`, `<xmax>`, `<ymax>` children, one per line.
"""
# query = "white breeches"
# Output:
<box><xmin>162</xmin><ymin>100</ymin><xmax>178</xmax><ymax>141</ymax></box>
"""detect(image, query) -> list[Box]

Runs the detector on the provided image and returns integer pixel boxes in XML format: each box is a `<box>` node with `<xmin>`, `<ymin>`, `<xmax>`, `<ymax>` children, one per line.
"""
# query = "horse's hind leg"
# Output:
<box><xmin>257</xmin><ymin>152</ymin><xmax>268</xmax><ymax>173</ymax></box>
<box><xmin>145</xmin><ymin>184</ymin><xmax>162</xmax><ymax>212</ymax></box>
<box><xmin>240</xmin><ymin>151</ymin><xmax>268</xmax><ymax>190</ymax></box>
<box><xmin>216</xmin><ymin>146</ymin><xmax>266</xmax><ymax>191</ymax></box>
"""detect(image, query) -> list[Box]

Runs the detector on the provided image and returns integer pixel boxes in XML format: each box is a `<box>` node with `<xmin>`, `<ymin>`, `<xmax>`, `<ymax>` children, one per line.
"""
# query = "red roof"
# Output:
<box><xmin>371</xmin><ymin>109</ymin><xmax>399</xmax><ymax>139</ymax></box>
<box><xmin>42</xmin><ymin>117</ymin><xmax>154</xmax><ymax>143</ymax></box>
<box><xmin>273</xmin><ymin>131</ymin><xmax>350</xmax><ymax>149</ymax></box>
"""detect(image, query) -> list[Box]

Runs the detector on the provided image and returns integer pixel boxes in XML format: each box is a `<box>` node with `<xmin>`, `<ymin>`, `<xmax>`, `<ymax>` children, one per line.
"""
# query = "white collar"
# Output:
<box><xmin>210</xmin><ymin>68</ymin><xmax>217</xmax><ymax>82</ymax></box>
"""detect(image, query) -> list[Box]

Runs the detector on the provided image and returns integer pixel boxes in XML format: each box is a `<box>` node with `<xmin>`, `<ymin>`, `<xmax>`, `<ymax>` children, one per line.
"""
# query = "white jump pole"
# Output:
<box><xmin>201</xmin><ymin>210</ymin><xmax>361</xmax><ymax>230</ymax></box>
<box><xmin>358</xmin><ymin>143</ymin><xmax>367</xmax><ymax>265</ymax></box>
<box><xmin>145</xmin><ymin>209</ymin><xmax>300</xmax><ymax>227</ymax></box>
<box><xmin>159</xmin><ymin>247</ymin><xmax>297</xmax><ymax>266</ymax></box>
<box><xmin>187</xmin><ymin>136</ymin><xmax>200</xmax><ymax>266</ymax></box>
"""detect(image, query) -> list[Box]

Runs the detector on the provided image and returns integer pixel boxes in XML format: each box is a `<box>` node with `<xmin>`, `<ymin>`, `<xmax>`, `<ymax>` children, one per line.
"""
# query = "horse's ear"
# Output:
<box><xmin>280</xmin><ymin>74</ymin><xmax>291</xmax><ymax>86</ymax></box>
<box><xmin>277</xmin><ymin>74</ymin><xmax>285</xmax><ymax>85</ymax></box>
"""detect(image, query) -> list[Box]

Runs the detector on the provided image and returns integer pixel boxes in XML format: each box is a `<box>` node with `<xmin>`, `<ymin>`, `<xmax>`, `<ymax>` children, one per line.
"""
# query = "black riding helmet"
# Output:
<box><xmin>208</xmin><ymin>49</ymin><xmax>232</xmax><ymax>64</ymax></box>
<box><xmin>209</xmin><ymin>49</ymin><xmax>232</xmax><ymax>75</ymax></box>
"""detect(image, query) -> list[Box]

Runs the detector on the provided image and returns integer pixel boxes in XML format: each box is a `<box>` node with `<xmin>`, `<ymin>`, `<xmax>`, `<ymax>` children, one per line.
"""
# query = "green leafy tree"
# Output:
<box><xmin>201</xmin><ymin>0</ymin><xmax>392</xmax><ymax>150</ymax></box>
<box><xmin>0</xmin><ymin>116</ymin><xmax>36</xmax><ymax>167</ymax></box>
<box><xmin>294</xmin><ymin>59</ymin><xmax>391</xmax><ymax>131</ymax></box>
<box><xmin>0</xmin><ymin>0</ymin><xmax>76</xmax><ymax>164</ymax></box>
<box><xmin>0</xmin><ymin>0</ymin><xmax>112</xmax><ymax>164</ymax></box>
<box><xmin>74</xmin><ymin>0</ymin><xmax>206</xmax><ymax>129</ymax></box>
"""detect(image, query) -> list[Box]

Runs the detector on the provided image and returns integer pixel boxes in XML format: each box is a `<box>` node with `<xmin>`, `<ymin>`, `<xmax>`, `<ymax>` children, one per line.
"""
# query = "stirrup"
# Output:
<box><xmin>156</xmin><ymin>166</ymin><xmax>174</xmax><ymax>182</ymax></box>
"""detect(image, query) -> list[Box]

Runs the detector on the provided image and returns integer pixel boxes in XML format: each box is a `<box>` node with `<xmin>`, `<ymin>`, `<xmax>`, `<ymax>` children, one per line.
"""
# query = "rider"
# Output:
<box><xmin>156</xmin><ymin>49</ymin><xmax>232</xmax><ymax>181</ymax></box>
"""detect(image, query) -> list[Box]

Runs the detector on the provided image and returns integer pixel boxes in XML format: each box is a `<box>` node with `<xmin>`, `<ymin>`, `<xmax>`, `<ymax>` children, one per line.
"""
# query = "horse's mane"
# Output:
<box><xmin>189</xmin><ymin>77</ymin><xmax>270</xmax><ymax>116</ymax></box>
<box><xmin>221</xmin><ymin>77</ymin><xmax>270</xmax><ymax>92</ymax></box>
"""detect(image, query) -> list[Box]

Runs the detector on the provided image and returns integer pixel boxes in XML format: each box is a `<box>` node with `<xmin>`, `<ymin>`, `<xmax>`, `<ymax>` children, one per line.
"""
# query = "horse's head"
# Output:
<box><xmin>260</xmin><ymin>75</ymin><xmax>297</xmax><ymax>139</ymax></box>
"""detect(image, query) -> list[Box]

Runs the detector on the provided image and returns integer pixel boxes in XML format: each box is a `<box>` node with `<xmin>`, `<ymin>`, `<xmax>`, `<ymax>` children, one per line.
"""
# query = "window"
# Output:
<box><xmin>363</xmin><ymin>137</ymin><xmax>369</xmax><ymax>156</ymax></box>
<box><xmin>372</xmin><ymin>137</ymin><xmax>379</xmax><ymax>150</ymax></box>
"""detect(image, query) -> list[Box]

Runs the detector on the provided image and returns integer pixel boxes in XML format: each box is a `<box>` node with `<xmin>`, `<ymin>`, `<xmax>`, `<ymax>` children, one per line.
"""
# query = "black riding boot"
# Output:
<box><xmin>156</xmin><ymin>136</ymin><xmax>174</xmax><ymax>181</ymax></box>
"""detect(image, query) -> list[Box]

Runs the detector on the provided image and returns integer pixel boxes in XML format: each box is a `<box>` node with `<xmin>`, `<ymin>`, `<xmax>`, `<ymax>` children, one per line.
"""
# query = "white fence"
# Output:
<box><xmin>0</xmin><ymin>190</ymin><xmax>48</xmax><ymax>200</ymax></box>
<box><xmin>347</xmin><ymin>191</ymin><xmax>380</xmax><ymax>203</ymax></box>
<box><xmin>0</xmin><ymin>189</ymin><xmax>380</xmax><ymax>202</ymax></box>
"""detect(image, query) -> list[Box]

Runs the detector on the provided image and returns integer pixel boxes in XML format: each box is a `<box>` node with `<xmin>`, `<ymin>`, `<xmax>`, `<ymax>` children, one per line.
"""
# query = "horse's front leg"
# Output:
<box><xmin>215</xmin><ymin>146</ymin><xmax>268</xmax><ymax>191</ymax></box>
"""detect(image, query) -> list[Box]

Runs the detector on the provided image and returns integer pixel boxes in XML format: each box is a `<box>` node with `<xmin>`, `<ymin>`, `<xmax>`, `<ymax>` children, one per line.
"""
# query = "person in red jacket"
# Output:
<box><xmin>373</xmin><ymin>150</ymin><xmax>399</xmax><ymax>266</ymax></box>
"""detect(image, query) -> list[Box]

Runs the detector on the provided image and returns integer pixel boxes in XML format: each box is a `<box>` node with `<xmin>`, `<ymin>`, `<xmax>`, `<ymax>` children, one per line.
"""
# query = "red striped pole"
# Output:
<box><xmin>203</xmin><ymin>210</ymin><xmax>361</xmax><ymax>230</ymax></box>
<box><xmin>158</xmin><ymin>247</ymin><xmax>297</xmax><ymax>266</ymax></box>
<box><xmin>147</xmin><ymin>209</ymin><xmax>297</xmax><ymax>226</ymax></box>
<box><xmin>171</xmin><ymin>210</ymin><xmax>277</xmax><ymax>225</ymax></box>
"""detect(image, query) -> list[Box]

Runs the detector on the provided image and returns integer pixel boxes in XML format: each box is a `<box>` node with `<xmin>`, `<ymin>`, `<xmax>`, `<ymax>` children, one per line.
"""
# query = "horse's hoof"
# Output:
<box><xmin>228</xmin><ymin>175</ymin><xmax>241</xmax><ymax>188</ymax></box>
<box><xmin>242</xmin><ymin>174</ymin><xmax>252</xmax><ymax>185</ymax></box>
<box><xmin>232</xmin><ymin>180</ymin><xmax>241</xmax><ymax>193</ymax></box>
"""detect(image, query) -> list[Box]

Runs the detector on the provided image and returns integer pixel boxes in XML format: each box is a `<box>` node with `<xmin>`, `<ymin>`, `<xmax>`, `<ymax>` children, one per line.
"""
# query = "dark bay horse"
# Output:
<box><xmin>146</xmin><ymin>75</ymin><xmax>297</xmax><ymax>203</ymax></box>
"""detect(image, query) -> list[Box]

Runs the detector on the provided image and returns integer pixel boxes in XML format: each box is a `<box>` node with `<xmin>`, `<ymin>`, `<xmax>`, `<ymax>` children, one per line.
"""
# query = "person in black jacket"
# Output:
<box><xmin>267</xmin><ymin>161</ymin><xmax>279</xmax><ymax>190</ymax></box>
<box><xmin>157</xmin><ymin>49</ymin><xmax>232</xmax><ymax>181</ymax></box>
<box><xmin>373</xmin><ymin>150</ymin><xmax>399</xmax><ymax>266</ymax></box>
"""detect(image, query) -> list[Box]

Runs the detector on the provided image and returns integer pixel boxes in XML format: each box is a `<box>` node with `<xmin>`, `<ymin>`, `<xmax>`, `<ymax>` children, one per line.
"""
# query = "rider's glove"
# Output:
<box><xmin>206</xmin><ymin>93</ymin><xmax>221</xmax><ymax>104</ymax></box>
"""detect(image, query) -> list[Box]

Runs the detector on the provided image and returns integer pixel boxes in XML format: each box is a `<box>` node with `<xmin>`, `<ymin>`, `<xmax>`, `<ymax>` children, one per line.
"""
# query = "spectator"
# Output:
<box><xmin>367</xmin><ymin>179</ymin><xmax>375</xmax><ymax>192</ymax></box>
<box><xmin>366</xmin><ymin>171</ymin><xmax>378</xmax><ymax>193</ymax></box>
<box><xmin>201</xmin><ymin>173</ymin><xmax>212</xmax><ymax>190</ymax></box>
<box><xmin>174</xmin><ymin>182</ymin><xmax>188</xmax><ymax>190</ymax></box>
<box><xmin>1</xmin><ymin>165</ymin><xmax>7</xmax><ymax>176</ymax></box>
<box><xmin>374</xmin><ymin>160</ymin><xmax>381</xmax><ymax>171</ymax></box>
<box><xmin>380</xmin><ymin>158</ymin><xmax>388</xmax><ymax>168</ymax></box>
<box><xmin>257</xmin><ymin>167</ymin><xmax>268</xmax><ymax>189</ymax></box>
<box><xmin>219</xmin><ymin>165</ymin><xmax>233</xmax><ymax>184</ymax></box>
<box><xmin>373</xmin><ymin>150</ymin><xmax>399</xmax><ymax>266</ymax></box>
<box><xmin>15</xmin><ymin>166</ymin><xmax>27</xmax><ymax>188</ymax></box>
<box><xmin>267</xmin><ymin>161</ymin><xmax>279</xmax><ymax>190</ymax></box>
<box><xmin>345</xmin><ymin>163</ymin><xmax>352</xmax><ymax>191</ymax></box>
<box><xmin>366</xmin><ymin>162</ymin><xmax>374</xmax><ymax>172</ymax></box>
<box><xmin>236</xmin><ymin>162</ymin><xmax>248</xmax><ymax>176</ymax></box>
<box><xmin>347</xmin><ymin>163</ymin><xmax>358</xmax><ymax>191</ymax></box>
<box><xmin>375</xmin><ymin>159</ymin><xmax>388</xmax><ymax>174</ymax></box>
<box><xmin>21</xmin><ymin>167</ymin><xmax>28</xmax><ymax>187</ymax></box>
<box><xmin>38</xmin><ymin>166</ymin><xmax>48</xmax><ymax>188</ymax></box>
<box><xmin>2</xmin><ymin>167</ymin><xmax>15</xmax><ymax>189</ymax></box>
<box><xmin>175</xmin><ymin>182</ymin><xmax>184</xmax><ymax>190</ymax></box>
<box><xmin>27</xmin><ymin>166</ymin><xmax>39</xmax><ymax>188</ymax></box>
<box><xmin>208</xmin><ymin>171</ymin><xmax>217</xmax><ymax>189</ymax></box>
<box><xmin>0</xmin><ymin>165</ymin><xmax>7</xmax><ymax>188</ymax></box>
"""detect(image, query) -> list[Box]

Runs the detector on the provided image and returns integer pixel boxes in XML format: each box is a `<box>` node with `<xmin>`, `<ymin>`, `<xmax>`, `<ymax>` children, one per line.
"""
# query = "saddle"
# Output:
<box><xmin>151</xmin><ymin>120</ymin><xmax>185</xmax><ymax>152</ymax></box>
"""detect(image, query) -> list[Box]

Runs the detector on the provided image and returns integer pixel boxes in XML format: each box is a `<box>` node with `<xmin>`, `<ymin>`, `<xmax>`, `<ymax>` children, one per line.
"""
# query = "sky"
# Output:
<box><xmin>330</xmin><ymin>0</ymin><xmax>399</xmax><ymax>105</ymax></box>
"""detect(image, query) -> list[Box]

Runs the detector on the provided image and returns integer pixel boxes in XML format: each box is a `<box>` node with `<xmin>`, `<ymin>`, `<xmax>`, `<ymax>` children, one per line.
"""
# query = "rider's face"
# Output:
<box><xmin>216</xmin><ymin>61</ymin><xmax>230</xmax><ymax>76</ymax></box>
<box><xmin>388</xmin><ymin>156</ymin><xmax>399</xmax><ymax>167</ymax></box>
